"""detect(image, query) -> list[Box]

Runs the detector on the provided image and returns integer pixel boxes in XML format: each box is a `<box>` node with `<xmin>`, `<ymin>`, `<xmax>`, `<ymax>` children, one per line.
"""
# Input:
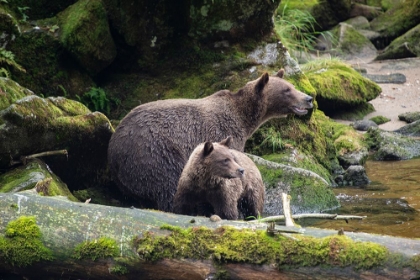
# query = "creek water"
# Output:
<box><xmin>304</xmin><ymin>157</ymin><xmax>420</xmax><ymax>238</ymax></box>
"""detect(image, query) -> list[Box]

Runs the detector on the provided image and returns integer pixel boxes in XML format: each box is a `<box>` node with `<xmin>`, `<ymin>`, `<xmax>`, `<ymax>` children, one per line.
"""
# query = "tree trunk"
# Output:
<box><xmin>0</xmin><ymin>190</ymin><xmax>419</xmax><ymax>279</ymax></box>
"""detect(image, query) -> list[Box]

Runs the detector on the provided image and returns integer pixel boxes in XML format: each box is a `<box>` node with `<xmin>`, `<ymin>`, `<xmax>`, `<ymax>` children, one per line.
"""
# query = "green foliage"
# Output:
<box><xmin>0</xmin><ymin>216</ymin><xmax>53</xmax><ymax>267</ymax></box>
<box><xmin>77</xmin><ymin>87</ymin><xmax>110</xmax><ymax>115</ymax></box>
<box><xmin>274</xmin><ymin>2</ymin><xmax>335</xmax><ymax>57</ymax></box>
<box><xmin>0</xmin><ymin>48</ymin><xmax>26</xmax><ymax>76</ymax></box>
<box><xmin>17</xmin><ymin>6</ymin><xmax>30</xmax><ymax>22</ymax></box>
<box><xmin>73</xmin><ymin>237</ymin><xmax>119</xmax><ymax>261</ymax></box>
<box><xmin>260</xmin><ymin>126</ymin><xmax>284</xmax><ymax>152</ymax></box>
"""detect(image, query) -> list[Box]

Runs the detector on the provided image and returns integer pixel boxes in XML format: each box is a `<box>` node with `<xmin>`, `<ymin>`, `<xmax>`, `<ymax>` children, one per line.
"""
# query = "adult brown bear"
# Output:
<box><xmin>173</xmin><ymin>136</ymin><xmax>265</xmax><ymax>220</ymax></box>
<box><xmin>108</xmin><ymin>69</ymin><xmax>313</xmax><ymax>211</ymax></box>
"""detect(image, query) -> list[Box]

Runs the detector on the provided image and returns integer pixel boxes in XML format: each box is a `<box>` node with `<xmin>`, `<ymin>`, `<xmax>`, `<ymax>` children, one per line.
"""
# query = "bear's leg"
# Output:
<box><xmin>212</xmin><ymin>194</ymin><xmax>239</xmax><ymax>220</ymax></box>
<box><xmin>240</xmin><ymin>188</ymin><xmax>264</xmax><ymax>219</ymax></box>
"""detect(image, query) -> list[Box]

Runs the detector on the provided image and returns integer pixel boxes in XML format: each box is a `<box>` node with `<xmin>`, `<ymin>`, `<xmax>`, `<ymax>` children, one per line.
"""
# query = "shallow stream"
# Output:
<box><xmin>305</xmin><ymin>158</ymin><xmax>420</xmax><ymax>238</ymax></box>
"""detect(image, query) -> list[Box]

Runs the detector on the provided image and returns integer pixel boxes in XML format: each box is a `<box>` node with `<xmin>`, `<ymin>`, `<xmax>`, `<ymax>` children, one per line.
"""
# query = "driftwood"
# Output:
<box><xmin>0</xmin><ymin>191</ymin><xmax>420</xmax><ymax>279</ymax></box>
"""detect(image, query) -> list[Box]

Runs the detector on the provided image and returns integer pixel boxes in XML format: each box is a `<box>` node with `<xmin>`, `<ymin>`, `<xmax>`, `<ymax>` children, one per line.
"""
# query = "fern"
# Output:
<box><xmin>79</xmin><ymin>87</ymin><xmax>110</xmax><ymax>115</ymax></box>
<box><xmin>0</xmin><ymin>48</ymin><xmax>26</xmax><ymax>73</ymax></box>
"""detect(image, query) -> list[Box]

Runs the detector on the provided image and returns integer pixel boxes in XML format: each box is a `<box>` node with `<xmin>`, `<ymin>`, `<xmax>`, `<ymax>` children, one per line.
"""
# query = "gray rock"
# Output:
<box><xmin>343</xmin><ymin>165</ymin><xmax>370</xmax><ymax>186</ymax></box>
<box><xmin>343</xmin><ymin>16</ymin><xmax>370</xmax><ymax>30</ymax></box>
<box><xmin>351</xmin><ymin>120</ymin><xmax>378</xmax><ymax>131</ymax></box>
<box><xmin>394</xmin><ymin>119</ymin><xmax>420</xmax><ymax>137</ymax></box>
<box><xmin>338</xmin><ymin>149</ymin><xmax>369</xmax><ymax>169</ymax></box>
<box><xmin>362</xmin><ymin>73</ymin><xmax>406</xmax><ymax>84</ymax></box>
<box><xmin>376</xmin><ymin>24</ymin><xmax>420</xmax><ymax>60</ymax></box>
<box><xmin>366</xmin><ymin>127</ymin><xmax>420</xmax><ymax>160</ymax></box>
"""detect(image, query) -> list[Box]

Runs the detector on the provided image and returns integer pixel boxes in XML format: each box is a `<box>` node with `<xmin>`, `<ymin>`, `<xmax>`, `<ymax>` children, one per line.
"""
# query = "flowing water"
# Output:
<box><xmin>304</xmin><ymin>158</ymin><xmax>420</xmax><ymax>238</ymax></box>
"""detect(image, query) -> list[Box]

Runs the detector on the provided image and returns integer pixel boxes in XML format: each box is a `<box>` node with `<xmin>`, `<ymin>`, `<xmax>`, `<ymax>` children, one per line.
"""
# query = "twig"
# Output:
<box><xmin>10</xmin><ymin>149</ymin><xmax>68</xmax><ymax>166</ymax></box>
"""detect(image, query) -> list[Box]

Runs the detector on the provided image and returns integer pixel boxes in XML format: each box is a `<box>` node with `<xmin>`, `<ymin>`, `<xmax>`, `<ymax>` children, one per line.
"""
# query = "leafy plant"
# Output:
<box><xmin>274</xmin><ymin>2</ymin><xmax>335</xmax><ymax>58</ymax></box>
<box><xmin>17</xmin><ymin>6</ymin><xmax>30</xmax><ymax>22</ymax></box>
<box><xmin>261</xmin><ymin>126</ymin><xmax>284</xmax><ymax>152</ymax></box>
<box><xmin>77</xmin><ymin>87</ymin><xmax>110</xmax><ymax>115</ymax></box>
<box><xmin>0</xmin><ymin>48</ymin><xmax>26</xmax><ymax>77</ymax></box>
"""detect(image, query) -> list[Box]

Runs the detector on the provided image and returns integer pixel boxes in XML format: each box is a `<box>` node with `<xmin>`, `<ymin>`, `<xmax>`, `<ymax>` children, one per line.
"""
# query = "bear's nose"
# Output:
<box><xmin>306</xmin><ymin>96</ymin><xmax>313</xmax><ymax>103</ymax></box>
<box><xmin>238</xmin><ymin>168</ymin><xmax>245</xmax><ymax>175</ymax></box>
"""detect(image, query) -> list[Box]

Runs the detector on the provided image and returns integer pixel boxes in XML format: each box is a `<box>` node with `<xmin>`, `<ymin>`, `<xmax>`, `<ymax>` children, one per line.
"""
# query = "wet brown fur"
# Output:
<box><xmin>173</xmin><ymin>137</ymin><xmax>265</xmax><ymax>220</ymax></box>
<box><xmin>108</xmin><ymin>70</ymin><xmax>313</xmax><ymax>211</ymax></box>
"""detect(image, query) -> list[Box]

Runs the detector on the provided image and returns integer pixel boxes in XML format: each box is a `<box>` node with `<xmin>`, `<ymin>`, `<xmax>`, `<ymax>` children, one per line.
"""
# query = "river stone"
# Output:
<box><xmin>338</xmin><ymin>149</ymin><xmax>369</xmax><ymax>169</ymax></box>
<box><xmin>343</xmin><ymin>16</ymin><xmax>370</xmax><ymax>30</ymax></box>
<box><xmin>362</xmin><ymin>73</ymin><xmax>406</xmax><ymax>84</ymax></box>
<box><xmin>351</xmin><ymin>120</ymin><xmax>378</xmax><ymax>131</ymax></box>
<box><xmin>343</xmin><ymin>165</ymin><xmax>370</xmax><ymax>186</ymax></box>
<box><xmin>398</xmin><ymin>112</ymin><xmax>420</xmax><ymax>123</ymax></box>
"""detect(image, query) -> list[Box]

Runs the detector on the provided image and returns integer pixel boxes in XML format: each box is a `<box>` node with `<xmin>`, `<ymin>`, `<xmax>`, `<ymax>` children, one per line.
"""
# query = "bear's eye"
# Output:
<box><xmin>224</xmin><ymin>158</ymin><xmax>230</xmax><ymax>164</ymax></box>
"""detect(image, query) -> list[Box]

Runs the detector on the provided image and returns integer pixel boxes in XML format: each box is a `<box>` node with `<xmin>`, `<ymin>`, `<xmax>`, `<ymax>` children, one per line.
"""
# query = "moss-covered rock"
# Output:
<box><xmin>9</xmin><ymin>27</ymin><xmax>95</xmax><ymax>98</ymax></box>
<box><xmin>0</xmin><ymin>158</ymin><xmax>78</xmax><ymax>201</ymax></box>
<box><xmin>370</xmin><ymin>115</ymin><xmax>390</xmax><ymax>125</ymax></box>
<box><xmin>375</xmin><ymin>24</ymin><xmax>420</xmax><ymax>60</ymax></box>
<box><xmin>370</xmin><ymin>0</ymin><xmax>420</xmax><ymax>48</ymax></box>
<box><xmin>3</xmin><ymin>0</ymin><xmax>76</xmax><ymax>20</ymax></box>
<box><xmin>331</xmin><ymin>23</ymin><xmax>377</xmax><ymax>61</ymax></box>
<box><xmin>302</xmin><ymin>59</ymin><xmax>381</xmax><ymax>120</ymax></box>
<box><xmin>311</xmin><ymin>0</ymin><xmax>353</xmax><ymax>31</ymax></box>
<box><xmin>366</xmin><ymin>127</ymin><xmax>420</xmax><ymax>160</ymax></box>
<box><xmin>399</xmin><ymin>112</ymin><xmax>420</xmax><ymax>123</ymax></box>
<box><xmin>0</xmin><ymin>77</ymin><xmax>33</xmax><ymax>110</ymax></box>
<box><xmin>58</xmin><ymin>0</ymin><xmax>116</xmax><ymax>75</ymax></box>
<box><xmin>0</xmin><ymin>92</ymin><xmax>113</xmax><ymax>190</ymax></box>
<box><xmin>248</xmin><ymin>154</ymin><xmax>339</xmax><ymax>215</ymax></box>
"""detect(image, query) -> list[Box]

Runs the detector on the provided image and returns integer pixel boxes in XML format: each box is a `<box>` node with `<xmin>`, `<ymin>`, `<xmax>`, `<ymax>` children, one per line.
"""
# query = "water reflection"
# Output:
<box><xmin>304</xmin><ymin>158</ymin><xmax>420</xmax><ymax>238</ymax></box>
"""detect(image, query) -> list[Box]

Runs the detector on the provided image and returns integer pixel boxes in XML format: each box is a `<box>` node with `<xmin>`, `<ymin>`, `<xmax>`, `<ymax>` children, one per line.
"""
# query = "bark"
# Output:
<box><xmin>0</xmin><ymin>190</ymin><xmax>419</xmax><ymax>279</ymax></box>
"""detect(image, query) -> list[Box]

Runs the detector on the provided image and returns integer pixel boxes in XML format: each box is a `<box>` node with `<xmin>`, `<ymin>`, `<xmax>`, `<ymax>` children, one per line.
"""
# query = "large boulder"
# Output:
<box><xmin>57</xmin><ymin>0</ymin><xmax>117</xmax><ymax>76</ymax></box>
<box><xmin>0</xmin><ymin>78</ymin><xmax>114</xmax><ymax>190</ymax></box>
<box><xmin>375</xmin><ymin>24</ymin><xmax>420</xmax><ymax>60</ymax></box>
<box><xmin>370</xmin><ymin>0</ymin><xmax>420</xmax><ymax>49</ymax></box>
<box><xmin>302</xmin><ymin>60</ymin><xmax>381</xmax><ymax>120</ymax></box>
<box><xmin>311</xmin><ymin>0</ymin><xmax>353</xmax><ymax>31</ymax></box>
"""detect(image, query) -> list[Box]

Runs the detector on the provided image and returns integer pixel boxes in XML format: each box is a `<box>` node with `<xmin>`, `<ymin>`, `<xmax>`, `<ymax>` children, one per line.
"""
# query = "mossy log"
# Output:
<box><xmin>0</xmin><ymin>191</ymin><xmax>420</xmax><ymax>279</ymax></box>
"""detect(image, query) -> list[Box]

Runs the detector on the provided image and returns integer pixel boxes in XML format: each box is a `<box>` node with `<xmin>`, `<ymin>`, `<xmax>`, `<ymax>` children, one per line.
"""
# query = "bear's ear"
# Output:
<box><xmin>255</xmin><ymin>72</ymin><xmax>269</xmax><ymax>93</ymax></box>
<box><xmin>203</xmin><ymin>142</ymin><xmax>214</xmax><ymax>157</ymax></box>
<box><xmin>220</xmin><ymin>136</ymin><xmax>233</xmax><ymax>148</ymax></box>
<box><xmin>277</xmin><ymin>69</ymin><xmax>285</xmax><ymax>78</ymax></box>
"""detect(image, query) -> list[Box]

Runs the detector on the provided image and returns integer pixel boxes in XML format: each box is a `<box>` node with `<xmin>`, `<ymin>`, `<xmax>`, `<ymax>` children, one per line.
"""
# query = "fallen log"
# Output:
<box><xmin>0</xmin><ymin>190</ymin><xmax>419</xmax><ymax>279</ymax></box>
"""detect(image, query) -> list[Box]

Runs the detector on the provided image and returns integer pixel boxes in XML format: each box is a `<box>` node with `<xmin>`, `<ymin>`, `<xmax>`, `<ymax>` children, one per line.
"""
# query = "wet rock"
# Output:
<box><xmin>338</xmin><ymin>149</ymin><xmax>369</xmax><ymax>169</ymax></box>
<box><xmin>343</xmin><ymin>165</ymin><xmax>370</xmax><ymax>186</ymax></box>
<box><xmin>394</xmin><ymin>120</ymin><xmax>420</xmax><ymax>137</ymax></box>
<box><xmin>366</xmin><ymin>127</ymin><xmax>420</xmax><ymax>160</ymax></box>
<box><xmin>351</xmin><ymin>120</ymin><xmax>378</xmax><ymax>131</ymax></box>
<box><xmin>398</xmin><ymin>112</ymin><xmax>420</xmax><ymax>123</ymax></box>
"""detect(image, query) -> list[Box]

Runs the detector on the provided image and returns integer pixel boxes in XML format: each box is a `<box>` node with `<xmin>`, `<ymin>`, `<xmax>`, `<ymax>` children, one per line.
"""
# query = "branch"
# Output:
<box><xmin>253</xmin><ymin>213</ymin><xmax>367</xmax><ymax>223</ymax></box>
<box><xmin>10</xmin><ymin>149</ymin><xmax>68</xmax><ymax>166</ymax></box>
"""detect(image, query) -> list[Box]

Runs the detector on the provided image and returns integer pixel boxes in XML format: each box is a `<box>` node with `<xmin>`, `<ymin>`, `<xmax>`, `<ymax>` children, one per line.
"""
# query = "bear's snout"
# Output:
<box><xmin>306</xmin><ymin>95</ymin><xmax>313</xmax><ymax>105</ymax></box>
<box><xmin>238</xmin><ymin>167</ymin><xmax>245</xmax><ymax>176</ymax></box>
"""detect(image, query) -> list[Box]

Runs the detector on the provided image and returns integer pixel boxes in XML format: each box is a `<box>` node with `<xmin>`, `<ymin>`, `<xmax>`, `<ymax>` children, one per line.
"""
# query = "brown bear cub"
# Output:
<box><xmin>173</xmin><ymin>137</ymin><xmax>265</xmax><ymax>220</ymax></box>
<box><xmin>108</xmin><ymin>69</ymin><xmax>312</xmax><ymax>212</ymax></box>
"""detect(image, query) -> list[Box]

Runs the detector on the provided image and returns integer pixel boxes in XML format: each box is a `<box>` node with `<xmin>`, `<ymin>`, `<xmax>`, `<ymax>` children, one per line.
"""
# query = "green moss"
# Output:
<box><xmin>134</xmin><ymin>225</ymin><xmax>389</xmax><ymax>270</ymax></box>
<box><xmin>0</xmin><ymin>216</ymin><xmax>53</xmax><ymax>267</ymax></box>
<box><xmin>0</xmin><ymin>159</ymin><xmax>78</xmax><ymax>202</ymax></box>
<box><xmin>370</xmin><ymin>115</ymin><xmax>390</xmax><ymax>125</ymax></box>
<box><xmin>0</xmin><ymin>77</ymin><xmax>33</xmax><ymax>111</ymax></box>
<box><xmin>302</xmin><ymin>59</ymin><xmax>381</xmax><ymax>119</ymax></box>
<box><xmin>73</xmin><ymin>237</ymin><xmax>119</xmax><ymax>261</ymax></box>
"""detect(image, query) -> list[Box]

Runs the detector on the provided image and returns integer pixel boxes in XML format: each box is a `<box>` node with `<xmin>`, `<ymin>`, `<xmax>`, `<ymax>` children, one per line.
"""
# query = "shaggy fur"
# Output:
<box><xmin>173</xmin><ymin>137</ymin><xmax>265</xmax><ymax>220</ymax></box>
<box><xmin>108</xmin><ymin>69</ymin><xmax>313</xmax><ymax>211</ymax></box>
